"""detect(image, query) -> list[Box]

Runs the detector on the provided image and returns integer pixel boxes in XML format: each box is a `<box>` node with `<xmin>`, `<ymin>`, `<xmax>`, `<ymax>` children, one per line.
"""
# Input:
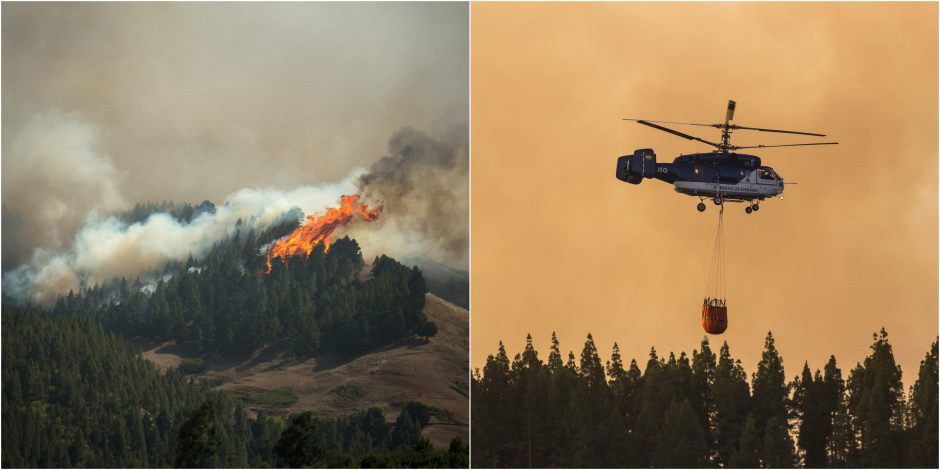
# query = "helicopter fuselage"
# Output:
<box><xmin>618</xmin><ymin>100</ymin><xmax>834</xmax><ymax>213</ymax></box>
<box><xmin>616</xmin><ymin>149</ymin><xmax>784</xmax><ymax>203</ymax></box>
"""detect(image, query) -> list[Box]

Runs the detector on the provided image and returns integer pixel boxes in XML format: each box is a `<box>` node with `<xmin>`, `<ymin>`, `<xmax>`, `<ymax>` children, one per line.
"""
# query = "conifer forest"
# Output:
<box><xmin>2</xmin><ymin>310</ymin><xmax>467</xmax><ymax>468</ymax></box>
<box><xmin>472</xmin><ymin>331</ymin><xmax>938</xmax><ymax>468</ymax></box>
<box><xmin>2</xmin><ymin>211</ymin><xmax>465</xmax><ymax>468</ymax></box>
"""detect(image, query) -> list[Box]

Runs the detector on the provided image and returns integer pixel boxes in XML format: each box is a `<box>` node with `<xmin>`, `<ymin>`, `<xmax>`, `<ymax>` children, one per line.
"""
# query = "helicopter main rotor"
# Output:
<box><xmin>624</xmin><ymin>100</ymin><xmax>838</xmax><ymax>153</ymax></box>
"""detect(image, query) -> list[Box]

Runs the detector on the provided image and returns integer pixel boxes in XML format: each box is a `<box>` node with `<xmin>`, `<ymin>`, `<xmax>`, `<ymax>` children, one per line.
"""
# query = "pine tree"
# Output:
<box><xmin>174</xmin><ymin>399</ymin><xmax>220</xmax><ymax>468</ymax></box>
<box><xmin>714</xmin><ymin>341</ymin><xmax>751</xmax><ymax>467</ymax></box>
<box><xmin>762</xmin><ymin>416</ymin><xmax>796</xmax><ymax>468</ymax></box>
<box><xmin>607</xmin><ymin>341</ymin><xmax>640</xmax><ymax>467</ymax></box>
<box><xmin>730</xmin><ymin>413</ymin><xmax>761</xmax><ymax>468</ymax></box>
<box><xmin>607</xmin><ymin>342</ymin><xmax>626</xmax><ymax>383</ymax></box>
<box><xmin>577</xmin><ymin>334</ymin><xmax>611</xmax><ymax>466</ymax></box>
<box><xmin>472</xmin><ymin>341</ymin><xmax>515</xmax><ymax>467</ymax></box>
<box><xmin>847</xmin><ymin>328</ymin><xmax>904</xmax><ymax>467</ymax></box>
<box><xmin>272</xmin><ymin>412</ymin><xmax>324</xmax><ymax>468</ymax></box>
<box><xmin>822</xmin><ymin>355</ymin><xmax>854</xmax><ymax>467</ymax></box>
<box><xmin>544</xmin><ymin>333</ymin><xmax>575</xmax><ymax>466</ymax></box>
<box><xmin>547</xmin><ymin>331</ymin><xmax>564</xmax><ymax>372</ymax></box>
<box><xmin>907</xmin><ymin>339</ymin><xmax>938</xmax><ymax>467</ymax></box>
<box><xmin>692</xmin><ymin>337</ymin><xmax>718</xmax><ymax>464</ymax></box>
<box><xmin>792</xmin><ymin>362</ymin><xmax>830</xmax><ymax>467</ymax></box>
<box><xmin>654</xmin><ymin>399</ymin><xmax>707</xmax><ymax>468</ymax></box>
<box><xmin>579</xmin><ymin>334</ymin><xmax>607</xmax><ymax>392</ymax></box>
<box><xmin>560</xmin><ymin>386</ymin><xmax>592</xmax><ymax>467</ymax></box>
<box><xmin>521</xmin><ymin>333</ymin><xmax>541</xmax><ymax>369</ymax></box>
<box><xmin>634</xmin><ymin>348</ymin><xmax>665</xmax><ymax>466</ymax></box>
<box><xmin>516</xmin><ymin>334</ymin><xmax>548</xmax><ymax>467</ymax></box>
<box><xmin>751</xmin><ymin>331</ymin><xmax>791</xmax><ymax>462</ymax></box>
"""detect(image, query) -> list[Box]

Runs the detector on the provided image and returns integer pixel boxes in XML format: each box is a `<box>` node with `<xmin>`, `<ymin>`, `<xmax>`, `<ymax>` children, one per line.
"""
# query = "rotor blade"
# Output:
<box><xmin>730</xmin><ymin>124</ymin><xmax>826</xmax><ymax>137</ymax></box>
<box><xmin>725</xmin><ymin>100</ymin><xmax>736</xmax><ymax>123</ymax></box>
<box><xmin>732</xmin><ymin>142</ymin><xmax>839</xmax><ymax>150</ymax></box>
<box><xmin>622</xmin><ymin>118</ymin><xmax>716</xmax><ymax>128</ymax></box>
<box><xmin>635</xmin><ymin>120</ymin><xmax>721</xmax><ymax>147</ymax></box>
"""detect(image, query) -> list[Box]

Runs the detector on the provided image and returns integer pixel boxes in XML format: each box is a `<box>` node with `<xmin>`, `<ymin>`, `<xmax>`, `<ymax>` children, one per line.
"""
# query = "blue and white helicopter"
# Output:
<box><xmin>615</xmin><ymin>100</ymin><xmax>837</xmax><ymax>213</ymax></box>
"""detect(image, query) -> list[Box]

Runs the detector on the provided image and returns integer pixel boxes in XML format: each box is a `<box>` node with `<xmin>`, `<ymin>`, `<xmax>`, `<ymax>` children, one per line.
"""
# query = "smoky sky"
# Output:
<box><xmin>2</xmin><ymin>2</ymin><xmax>468</xmax><ymax>301</ymax></box>
<box><xmin>471</xmin><ymin>3</ymin><xmax>937</xmax><ymax>385</ymax></box>
<box><xmin>2</xmin><ymin>1</ymin><xmax>466</xmax><ymax>204</ymax></box>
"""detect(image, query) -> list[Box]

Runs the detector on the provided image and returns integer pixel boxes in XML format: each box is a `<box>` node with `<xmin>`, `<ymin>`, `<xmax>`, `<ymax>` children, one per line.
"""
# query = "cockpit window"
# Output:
<box><xmin>758</xmin><ymin>169</ymin><xmax>775</xmax><ymax>180</ymax></box>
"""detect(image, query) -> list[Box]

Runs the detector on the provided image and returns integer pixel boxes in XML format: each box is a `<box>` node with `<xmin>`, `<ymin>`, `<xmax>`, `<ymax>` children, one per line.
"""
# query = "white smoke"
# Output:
<box><xmin>4</xmin><ymin>167</ymin><xmax>365</xmax><ymax>305</ymax></box>
<box><xmin>2</xmin><ymin>111</ymin><xmax>126</xmax><ymax>255</ymax></box>
<box><xmin>2</xmin><ymin>114</ymin><xmax>466</xmax><ymax>306</ymax></box>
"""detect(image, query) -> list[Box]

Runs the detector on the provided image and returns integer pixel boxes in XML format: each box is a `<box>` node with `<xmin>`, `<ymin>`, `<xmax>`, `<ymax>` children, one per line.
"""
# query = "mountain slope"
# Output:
<box><xmin>142</xmin><ymin>293</ymin><xmax>468</xmax><ymax>447</ymax></box>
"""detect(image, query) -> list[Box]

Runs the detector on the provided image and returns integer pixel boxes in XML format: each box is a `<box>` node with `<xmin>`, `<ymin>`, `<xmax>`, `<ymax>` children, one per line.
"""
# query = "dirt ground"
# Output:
<box><xmin>140</xmin><ymin>341</ymin><xmax>183</xmax><ymax>370</ymax></box>
<box><xmin>140</xmin><ymin>293</ymin><xmax>469</xmax><ymax>448</ymax></box>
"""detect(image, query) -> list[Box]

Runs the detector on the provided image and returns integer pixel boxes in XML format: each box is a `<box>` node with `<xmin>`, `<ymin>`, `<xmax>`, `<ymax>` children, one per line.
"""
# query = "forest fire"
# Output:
<box><xmin>266</xmin><ymin>194</ymin><xmax>381</xmax><ymax>272</ymax></box>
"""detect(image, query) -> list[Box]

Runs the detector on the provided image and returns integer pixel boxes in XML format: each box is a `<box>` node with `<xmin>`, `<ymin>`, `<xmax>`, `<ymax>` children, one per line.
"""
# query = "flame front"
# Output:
<box><xmin>266</xmin><ymin>194</ymin><xmax>380</xmax><ymax>272</ymax></box>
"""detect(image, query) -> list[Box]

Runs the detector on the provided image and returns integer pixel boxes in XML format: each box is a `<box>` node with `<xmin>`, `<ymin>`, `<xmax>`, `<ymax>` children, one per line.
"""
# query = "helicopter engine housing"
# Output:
<box><xmin>616</xmin><ymin>148</ymin><xmax>656</xmax><ymax>184</ymax></box>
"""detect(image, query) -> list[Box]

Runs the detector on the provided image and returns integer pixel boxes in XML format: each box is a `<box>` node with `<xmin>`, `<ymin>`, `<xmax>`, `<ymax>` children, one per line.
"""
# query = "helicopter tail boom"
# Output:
<box><xmin>616</xmin><ymin>148</ymin><xmax>658</xmax><ymax>184</ymax></box>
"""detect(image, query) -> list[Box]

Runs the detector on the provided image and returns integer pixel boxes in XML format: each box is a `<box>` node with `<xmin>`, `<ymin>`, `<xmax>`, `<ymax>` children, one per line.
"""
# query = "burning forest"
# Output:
<box><xmin>3</xmin><ymin>126</ymin><xmax>466</xmax><ymax>306</ymax></box>
<box><xmin>266</xmin><ymin>194</ymin><xmax>381</xmax><ymax>272</ymax></box>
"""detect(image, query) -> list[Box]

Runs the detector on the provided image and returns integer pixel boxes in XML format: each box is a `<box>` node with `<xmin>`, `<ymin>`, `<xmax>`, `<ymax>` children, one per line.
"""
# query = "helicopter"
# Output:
<box><xmin>615</xmin><ymin>100</ymin><xmax>837</xmax><ymax>213</ymax></box>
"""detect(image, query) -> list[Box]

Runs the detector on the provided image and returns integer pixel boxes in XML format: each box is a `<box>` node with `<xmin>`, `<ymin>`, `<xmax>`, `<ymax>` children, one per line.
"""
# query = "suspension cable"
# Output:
<box><xmin>704</xmin><ymin>205</ymin><xmax>726</xmax><ymax>303</ymax></box>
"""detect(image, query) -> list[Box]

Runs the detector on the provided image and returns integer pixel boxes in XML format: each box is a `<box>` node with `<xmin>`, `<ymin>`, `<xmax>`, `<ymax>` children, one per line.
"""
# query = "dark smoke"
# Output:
<box><xmin>351</xmin><ymin>127</ymin><xmax>469</xmax><ymax>270</ymax></box>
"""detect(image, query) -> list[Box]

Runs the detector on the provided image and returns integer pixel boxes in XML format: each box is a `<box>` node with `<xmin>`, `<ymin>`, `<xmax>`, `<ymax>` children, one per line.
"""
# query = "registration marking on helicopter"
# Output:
<box><xmin>673</xmin><ymin>181</ymin><xmax>779</xmax><ymax>195</ymax></box>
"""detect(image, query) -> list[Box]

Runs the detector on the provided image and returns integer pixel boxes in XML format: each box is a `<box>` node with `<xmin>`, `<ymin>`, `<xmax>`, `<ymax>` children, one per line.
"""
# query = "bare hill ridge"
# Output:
<box><xmin>141</xmin><ymin>293</ymin><xmax>468</xmax><ymax>447</ymax></box>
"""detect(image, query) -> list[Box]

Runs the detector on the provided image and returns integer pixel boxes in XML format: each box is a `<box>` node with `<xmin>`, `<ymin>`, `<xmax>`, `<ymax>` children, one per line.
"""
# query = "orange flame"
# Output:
<box><xmin>266</xmin><ymin>194</ymin><xmax>380</xmax><ymax>272</ymax></box>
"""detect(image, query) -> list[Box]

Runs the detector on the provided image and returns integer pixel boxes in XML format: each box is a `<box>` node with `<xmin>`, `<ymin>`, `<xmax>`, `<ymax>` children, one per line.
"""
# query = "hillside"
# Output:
<box><xmin>142</xmin><ymin>293</ymin><xmax>469</xmax><ymax>448</ymax></box>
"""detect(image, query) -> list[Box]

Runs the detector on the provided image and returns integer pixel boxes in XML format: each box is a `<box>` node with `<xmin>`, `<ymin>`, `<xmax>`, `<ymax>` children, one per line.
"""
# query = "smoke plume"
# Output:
<box><xmin>2</xmin><ymin>111</ymin><xmax>125</xmax><ymax>270</ymax></box>
<box><xmin>4</xmin><ymin>160</ymin><xmax>365</xmax><ymax>305</ymax></box>
<box><xmin>2</xmin><ymin>118</ymin><xmax>468</xmax><ymax>306</ymax></box>
<box><xmin>349</xmin><ymin>127</ymin><xmax>469</xmax><ymax>269</ymax></box>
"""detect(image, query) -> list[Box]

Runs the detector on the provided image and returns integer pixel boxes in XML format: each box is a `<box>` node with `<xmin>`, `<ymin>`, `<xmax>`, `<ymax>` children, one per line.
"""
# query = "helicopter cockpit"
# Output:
<box><xmin>757</xmin><ymin>168</ymin><xmax>776</xmax><ymax>180</ymax></box>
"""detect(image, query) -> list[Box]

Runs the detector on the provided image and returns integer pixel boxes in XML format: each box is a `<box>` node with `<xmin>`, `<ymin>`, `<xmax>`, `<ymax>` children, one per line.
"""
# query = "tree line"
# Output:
<box><xmin>118</xmin><ymin>200</ymin><xmax>219</xmax><ymax>226</ymax></box>
<box><xmin>1</xmin><ymin>308</ymin><xmax>466</xmax><ymax>468</ymax></box>
<box><xmin>49</xmin><ymin>223</ymin><xmax>434</xmax><ymax>359</ymax></box>
<box><xmin>471</xmin><ymin>330</ymin><xmax>938</xmax><ymax>468</ymax></box>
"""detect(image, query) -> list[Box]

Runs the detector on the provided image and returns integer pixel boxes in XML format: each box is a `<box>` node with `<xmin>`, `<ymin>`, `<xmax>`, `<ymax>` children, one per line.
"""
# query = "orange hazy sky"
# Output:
<box><xmin>471</xmin><ymin>3</ymin><xmax>938</xmax><ymax>384</ymax></box>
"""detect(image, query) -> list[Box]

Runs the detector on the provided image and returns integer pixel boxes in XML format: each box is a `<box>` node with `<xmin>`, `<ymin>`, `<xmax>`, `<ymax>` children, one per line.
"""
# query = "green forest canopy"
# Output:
<box><xmin>1</xmin><ymin>308</ymin><xmax>468</xmax><ymax>468</ymax></box>
<box><xmin>2</xmin><ymin>203</ymin><xmax>462</xmax><ymax>468</ymax></box>
<box><xmin>472</xmin><ymin>330</ymin><xmax>938</xmax><ymax>468</ymax></box>
<box><xmin>47</xmin><ymin>219</ymin><xmax>432</xmax><ymax>360</ymax></box>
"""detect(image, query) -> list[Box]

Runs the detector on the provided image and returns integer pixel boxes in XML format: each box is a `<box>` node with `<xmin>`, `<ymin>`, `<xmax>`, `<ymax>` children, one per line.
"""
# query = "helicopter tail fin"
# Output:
<box><xmin>616</xmin><ymin>148</ymin><xmax>656</xmax><ymax>184</ymax></box>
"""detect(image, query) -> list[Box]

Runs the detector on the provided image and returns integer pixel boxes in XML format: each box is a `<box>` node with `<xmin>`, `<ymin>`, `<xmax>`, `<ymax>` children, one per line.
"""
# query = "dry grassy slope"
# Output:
<box><xmin>141</xmin><ymin>293</ymin><xmax>469</xmax><ymax>448</ymax></box>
